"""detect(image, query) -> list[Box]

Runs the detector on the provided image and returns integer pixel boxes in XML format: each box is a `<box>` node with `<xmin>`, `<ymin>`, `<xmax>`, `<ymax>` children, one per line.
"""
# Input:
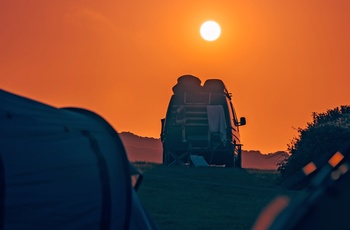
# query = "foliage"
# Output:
<box><xmin>278</xmin><ymin>105</ymin><xmax>350</xmax><ymax>178</ymax></box>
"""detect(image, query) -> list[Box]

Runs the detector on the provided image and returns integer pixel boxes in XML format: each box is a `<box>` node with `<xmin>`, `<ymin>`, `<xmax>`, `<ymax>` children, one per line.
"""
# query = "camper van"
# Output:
<box><xmin>160</xmin><ymin>75</ymin><xmax>246</xmax><ymax>167</ymax></box>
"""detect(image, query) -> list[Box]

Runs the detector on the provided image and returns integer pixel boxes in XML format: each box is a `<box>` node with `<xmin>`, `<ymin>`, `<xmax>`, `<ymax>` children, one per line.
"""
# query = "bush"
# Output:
<box><xmin>278</xmin><ymin>105</ymin><xmax>350</xmax><ymax>179</ymax></box>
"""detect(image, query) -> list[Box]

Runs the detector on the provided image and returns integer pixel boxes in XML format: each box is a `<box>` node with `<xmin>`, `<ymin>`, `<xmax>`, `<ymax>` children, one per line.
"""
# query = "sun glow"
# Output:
<box><xmin>200</xmin><ymin>20</ymin><xmax>221</xmax><ymax>41</ymax></box>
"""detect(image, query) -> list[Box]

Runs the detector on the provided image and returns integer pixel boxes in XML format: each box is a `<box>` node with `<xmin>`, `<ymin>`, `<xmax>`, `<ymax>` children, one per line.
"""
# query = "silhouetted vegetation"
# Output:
<box><xmin>278</xmin><ymin>105</ymin><xmax>350</xmax><ymax>179</ymax></box>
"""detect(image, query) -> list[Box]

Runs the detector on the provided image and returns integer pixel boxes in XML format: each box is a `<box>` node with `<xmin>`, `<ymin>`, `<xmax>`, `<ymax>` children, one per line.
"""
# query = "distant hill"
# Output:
<box><xmin>241</xmin><ymin>150</ymin><xmax>289</xmax><ymax>170</ymax></box>
<box><xmin>119</xmin><ymin>132</ymin><xmax>288</xmax><ymax>170</ymax></box>
<box><xmin>119</xmin><ymin>132</ymin><xmax>163</xmax><ymax>163</ymax></box>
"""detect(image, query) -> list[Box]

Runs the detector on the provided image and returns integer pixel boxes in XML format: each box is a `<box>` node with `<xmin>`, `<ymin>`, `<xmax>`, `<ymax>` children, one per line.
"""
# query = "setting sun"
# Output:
<box><xmin>200</xmin><ymin>20</ymin><xmax>221</xmax><ymax>41</ymax></box>
<box><xmin>1</xmin><ymin>1</ymin><xmax>350</xmax><ymax>154</ymax></box>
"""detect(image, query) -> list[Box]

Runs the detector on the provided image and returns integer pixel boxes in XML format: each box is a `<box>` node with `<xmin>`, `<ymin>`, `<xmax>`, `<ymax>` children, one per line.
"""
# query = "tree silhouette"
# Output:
<box><xmin>278</xmin><ymin>105</ymin><xmax>350</xmax><ymax>179</ymax></box>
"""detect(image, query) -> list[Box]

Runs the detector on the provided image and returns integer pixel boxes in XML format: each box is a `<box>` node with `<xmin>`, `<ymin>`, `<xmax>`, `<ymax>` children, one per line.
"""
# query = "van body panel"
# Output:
<box><xmin>161</xmin><ymin>76</ymin><xmax>245</xmax><ymax>167</ymax></box>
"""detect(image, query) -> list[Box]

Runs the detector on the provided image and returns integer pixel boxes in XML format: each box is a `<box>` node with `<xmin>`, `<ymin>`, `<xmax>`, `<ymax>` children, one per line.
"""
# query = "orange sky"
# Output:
<box><xmin>1</xmin><ymin>1</ymin><xmax>350</xmax><ymax>154</ymax></box>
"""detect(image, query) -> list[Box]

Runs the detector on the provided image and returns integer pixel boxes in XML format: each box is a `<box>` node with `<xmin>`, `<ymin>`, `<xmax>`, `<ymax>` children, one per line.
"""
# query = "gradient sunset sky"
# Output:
<box><xmin>1</xmin><ymin>1</ymin><xmax>349</xmax><ymax>154</ymax></box>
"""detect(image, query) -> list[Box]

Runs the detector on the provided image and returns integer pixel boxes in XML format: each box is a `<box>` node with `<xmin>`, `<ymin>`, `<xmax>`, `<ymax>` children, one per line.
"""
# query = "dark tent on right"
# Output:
<box><xmin>252</xmin><ymin>143</ymin><xmax>350</xmax><ymax>230</ymax></box>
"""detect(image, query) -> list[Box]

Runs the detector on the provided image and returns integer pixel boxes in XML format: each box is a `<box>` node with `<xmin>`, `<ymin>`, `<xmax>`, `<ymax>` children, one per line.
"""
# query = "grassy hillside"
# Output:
<box><xmin>135</xmin><ymin>163</ymin><xmax>300</xmax><ymax>230</ymax></box>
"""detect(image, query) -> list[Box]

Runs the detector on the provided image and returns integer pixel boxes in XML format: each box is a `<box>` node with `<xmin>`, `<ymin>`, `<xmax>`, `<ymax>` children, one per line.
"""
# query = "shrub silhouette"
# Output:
<box><xmin>278</xmin><ymin>105</ymin><xmax>350</xmax><ymax>179</ymax></box>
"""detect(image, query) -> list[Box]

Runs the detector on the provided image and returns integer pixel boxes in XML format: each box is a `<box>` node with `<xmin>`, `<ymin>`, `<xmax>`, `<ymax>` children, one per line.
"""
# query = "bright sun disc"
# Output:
<box><xmin>200</xmin><ymin>20</ymin><xmax>221</xmax><ymax>41</ymax></box>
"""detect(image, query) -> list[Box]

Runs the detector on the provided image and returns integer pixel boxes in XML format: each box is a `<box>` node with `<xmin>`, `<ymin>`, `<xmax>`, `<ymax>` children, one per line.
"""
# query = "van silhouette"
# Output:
<box><xmin>160</xmin><ymin>75</ymin><xmax>246</xmax><ymax>167</ymax></box>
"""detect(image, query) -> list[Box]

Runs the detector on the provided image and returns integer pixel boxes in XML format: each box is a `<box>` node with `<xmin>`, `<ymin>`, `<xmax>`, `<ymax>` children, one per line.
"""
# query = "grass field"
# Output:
<box><xmin>135</xmin><ymin>163</ymin><xmax>300</xmax><ymax>230</ymax></box>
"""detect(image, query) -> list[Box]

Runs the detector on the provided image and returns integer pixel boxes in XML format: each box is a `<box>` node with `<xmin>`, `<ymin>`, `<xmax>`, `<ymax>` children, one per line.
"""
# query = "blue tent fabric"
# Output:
<box><xmin>0</xmin><ymin>154</ymin><xmax>5</xmax><ymax>229</ymax></box>
<box><xmin>0</xmin><ymin>89</ymin><xmax>158</xmax><ymax>230</ymax></box>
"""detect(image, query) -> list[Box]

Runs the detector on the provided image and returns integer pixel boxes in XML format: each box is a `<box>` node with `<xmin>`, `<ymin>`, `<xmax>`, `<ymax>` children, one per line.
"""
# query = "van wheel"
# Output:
<box><xmin>162</xmin><ymin>150</ymin><xmax>169</xmax><ymax>165</ymax></box>
<box><xmin>235</xmin><ymin>147</ymin><xmax>242</xmax><ymax>168</ymax></box>
<box><xmin>225</xmin><ymin>152</ymin><xmax>234</xmax><ymax>168</ymax></box>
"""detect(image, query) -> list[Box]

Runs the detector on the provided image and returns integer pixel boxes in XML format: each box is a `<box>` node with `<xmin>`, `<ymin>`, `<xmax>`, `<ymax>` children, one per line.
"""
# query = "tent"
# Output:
<box><xmin>0</xmin><ymin>89</ymin><xmax>158</xmax><ymax>230</ymax></box>
<box><xmin>252</xmin><ymin>143</ymin><xmax>350</xmax><ymax>230</ymax></box>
